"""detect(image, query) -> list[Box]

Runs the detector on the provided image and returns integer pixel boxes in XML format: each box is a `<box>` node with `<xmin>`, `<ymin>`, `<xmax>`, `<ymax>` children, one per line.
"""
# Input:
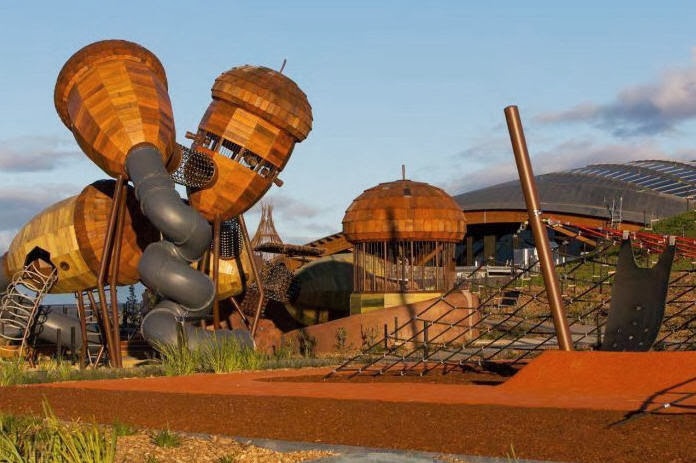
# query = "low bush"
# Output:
<box><xmin>151</xmin><ymin>429</ymin><xmax>180</xmax><ymax>448</ymax></box>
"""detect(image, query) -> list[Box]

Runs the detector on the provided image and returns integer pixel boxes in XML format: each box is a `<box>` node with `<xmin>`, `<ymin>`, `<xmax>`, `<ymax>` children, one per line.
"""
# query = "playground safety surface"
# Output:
<box><xmin>0</xmin><ymin>351</ymin><xmax>694</xmax><ymax>463</ymax></box>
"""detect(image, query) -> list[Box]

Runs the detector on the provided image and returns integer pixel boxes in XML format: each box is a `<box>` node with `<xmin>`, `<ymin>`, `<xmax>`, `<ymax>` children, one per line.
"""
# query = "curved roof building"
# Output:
<box><xmin>454</xmin><ymin>159</ymin><xmax>695</xmax><ymax>227</ymax></box>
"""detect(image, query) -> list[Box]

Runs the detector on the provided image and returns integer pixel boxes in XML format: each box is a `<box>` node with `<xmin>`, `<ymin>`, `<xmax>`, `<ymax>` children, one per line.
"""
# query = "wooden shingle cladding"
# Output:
<box><xmin>54</xmin><ymin>40</ymin><xmax>176</xmax><ymax>178</ymax></box>
<box><xmin>343</xmin><ymin>179</ymin><xmax>466</xmax><ymax>296</ymax></box>
<box><xmin>4</xmin><ymin>181</ymin><xmax>158</xmax><ymax>293</ymax></box>
<box><xmin>188</xmin><ymin>66</ymin><xmax>313</xmax><ymax>221</ymax></box>
<box><xmin>343</xmin><ymin>180</ymin><xmax>467</xmax><ymax>243</ymax></box>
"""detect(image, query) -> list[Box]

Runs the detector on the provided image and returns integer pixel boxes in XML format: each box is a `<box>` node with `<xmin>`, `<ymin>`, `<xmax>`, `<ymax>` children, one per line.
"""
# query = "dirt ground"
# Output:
<box><xmin>1</xmin><ymin>352</ymin><xmax>694</xmax><ymax>463</ymax></box>
<box><xmin>115</xmin><ymin>432</ymin><xmax>332</xmax><ymax>462</ymax></box>
<box><xmin>0</xmin><ymin>385</ymin><xmax>693</xmax><ymax>463</ymax></box>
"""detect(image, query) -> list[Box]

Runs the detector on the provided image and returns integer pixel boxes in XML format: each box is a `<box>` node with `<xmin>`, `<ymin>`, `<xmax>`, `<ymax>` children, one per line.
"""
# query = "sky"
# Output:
<box><xmin>2</xmin><ymin>1</ymin><xmax>696</xmax><ymax>253</ymax></box>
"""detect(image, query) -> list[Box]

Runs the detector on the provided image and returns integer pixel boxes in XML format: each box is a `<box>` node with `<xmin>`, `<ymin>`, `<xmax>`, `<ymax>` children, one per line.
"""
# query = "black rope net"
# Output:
<box><xmin>218</xmin><ymin>218</ymin><xmax>243</xmax><ymax>260</ymax></box>
<box><xmin>330</xmin><ymin>225</ymin><xmax>696</xmax><ymax>377</ymax></box>
<box><xmin>171</xmin><ymin>144</ymin><xmax>216</xmax><ymax>189</ymax></box>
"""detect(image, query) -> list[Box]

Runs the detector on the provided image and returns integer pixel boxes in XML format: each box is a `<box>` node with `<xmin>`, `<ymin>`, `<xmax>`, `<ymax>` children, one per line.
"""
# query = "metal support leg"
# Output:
<box><xmin>108</xmin><ymin>184</ymin><xmax>127</xmax><ymax>368</ymax></box>
<box><xmin>212</xmin><ymin>216</ymin><xmax>221</xmax><ymax>330</ymax></box>
<box><xmin>238</xmin><ymin>214</ymin><xmax>265</xmax><ymax>338</ymax></box>
<box><xmin>97</xmin><ymin>175</ymin><xmax>125</xmax><ymax>365</ymax></box>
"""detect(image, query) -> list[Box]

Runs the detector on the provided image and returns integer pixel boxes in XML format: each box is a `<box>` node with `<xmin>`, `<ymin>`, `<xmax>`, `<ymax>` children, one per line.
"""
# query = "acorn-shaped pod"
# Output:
<box><xmin>54</xmin><ymin>40</ymin><xmax>176</xmax><ymax>177</ymax></box>
<box><xmin>187</xmin><ymin>65</ymin><xmax>313</xmax><ymax>221</ymax></box>
<box><xmin>1</xmin><ymin>181</ymin><xmax>159</xmax><ymax>293</ymax></box>
<box><xmin>343</xmin><ymin>180</ymin><xmax>467</xmax><ymax>243</ymax></box>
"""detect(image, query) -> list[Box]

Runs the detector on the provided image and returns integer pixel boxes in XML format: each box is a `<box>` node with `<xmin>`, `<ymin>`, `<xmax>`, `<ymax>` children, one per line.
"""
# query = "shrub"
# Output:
<box><xmin>112</xmin><ymin>421</ymin><xmax>137</xmax><ymax>437</ymax></box>
<box><xmin>151</xmin><ymin>429</ymin><xmax>180</xmax><ymax>448</ymax></box>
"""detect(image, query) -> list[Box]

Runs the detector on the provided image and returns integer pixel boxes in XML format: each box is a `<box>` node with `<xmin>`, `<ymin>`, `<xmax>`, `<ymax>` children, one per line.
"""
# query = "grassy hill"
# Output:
<box><xmin>648</xmin><ymin>210</ymin><xmax>696</xmax><ymax>238</ymax></box>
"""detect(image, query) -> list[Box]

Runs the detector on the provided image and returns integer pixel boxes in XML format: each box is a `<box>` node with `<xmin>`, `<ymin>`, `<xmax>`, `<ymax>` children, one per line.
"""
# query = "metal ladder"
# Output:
<box><xmin>0</xmin><ymin>261</ymin><xmax>58</xmax><ymax>359</ymax></box>
<box><xmin>75</xmin><ymin>289</ymin><xmax>112</xmax><ymax>367</ymax></box>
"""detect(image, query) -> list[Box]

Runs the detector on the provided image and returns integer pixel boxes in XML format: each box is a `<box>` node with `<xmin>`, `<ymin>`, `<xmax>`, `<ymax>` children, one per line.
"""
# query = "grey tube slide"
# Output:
<box><xmin>35</xmin><ymin>309</ymin><xmax>98</xmax><ymax>348</ymax></box>
<box><xmin>126</xmin><ymin>144</ymin><xmax>253</xmax><ymax>349</ymax></box>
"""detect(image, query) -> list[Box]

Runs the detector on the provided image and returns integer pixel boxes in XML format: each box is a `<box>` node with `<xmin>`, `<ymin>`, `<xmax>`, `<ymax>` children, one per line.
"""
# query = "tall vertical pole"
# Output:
<box><xmin>108</xmin><ymin>185</ymin><xmax>127</xmax><ymax>367</ymax></box>
<box><xmin>212</xmin><ymin>216</ymin><xmax>222</xmax><ymax>330</ymax></box>
<box><xmin>97</xmin><ymin>175</ymin><xmax>125</xmax><ymax>365</ymax></box>
<box><xmin>504</xmin><ymin>105</ymin><xmax>573</xmax><ymax>351</ymax></box>
<box><xmin>238</xmin><ymin>214</ymin><xmax>265</xmax><ymax>337</ymax></box>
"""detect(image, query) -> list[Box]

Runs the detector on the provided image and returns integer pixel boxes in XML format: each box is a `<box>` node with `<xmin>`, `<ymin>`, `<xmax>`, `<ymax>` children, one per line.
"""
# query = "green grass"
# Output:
<box><xmin>0</xmin><ymin>359</ymin><xmax>28</xmax><ymax>387</ymax></box>
<box><xmin>0</xmin><ymin>331</ymin><xmax>344</xmax><ymax>386</ymax></box>
<box><xmin>650</xmin><ymin>209</ymin><xmax>696</xmax><ymax>238</ymax></box>
<box><xmin>0</xmin><ymin>400</ymin><xmax>116</xmax><ymax>462</ymax></box>
<box><xmin>155</xmin><ymin>334</ymin><xmax>339</xmax><ymax>377</ymax></box>
<box><xmin>151</xmin><ymin>429</ymin><xmax>180</xmax><ymax>448</ymax></box>
<box><xmin>199</xmin><ymin>336</ymin><xmax>264</xmax><ymax>373</ymax></box>
<box><xmin>111</xmin><ymin>421</ymin><xmax>137</xmax><ymax>437</ymax></box>
<box><xmin>0</xmin><ymin>358</ymin><xmax>164</xmax><ymax>386</ymax></box>
<box><xmin>155</xmin><ymin>340</ymin><xmax>199</xmax><ymax>376</ymax></box>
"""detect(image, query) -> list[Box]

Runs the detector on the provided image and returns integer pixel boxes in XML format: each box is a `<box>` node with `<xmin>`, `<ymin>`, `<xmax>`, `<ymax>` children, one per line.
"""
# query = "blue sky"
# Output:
<box><xmin>2</xmin><ymin>1</ymin><xmax>696</xmax><ymax>252</ymax></box>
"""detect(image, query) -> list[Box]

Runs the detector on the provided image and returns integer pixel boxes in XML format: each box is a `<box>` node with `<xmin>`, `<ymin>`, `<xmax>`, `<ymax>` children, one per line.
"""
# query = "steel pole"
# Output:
<box><xmin>96</xmin><ymin>175</ymin><xmax>124</xmax><ymax>364</ymax></box>
<box><xmin>212</xmin><ymin>216</ymin><xmax>221</xmax><ymax>330</ymax></box>
<box><xmin>238</xmin><ymin>214</ymin><xmax>265</xmax><ymax>338</ymax></box>
<box><xmin>504</xmin><ymin>105</ymin><xmax>573</xmax><ymax>351</ymax></box>
<box><xmin>108</xmin><ymin>185</ymin><xmax>127</xmax><ymax>367</ymax></box>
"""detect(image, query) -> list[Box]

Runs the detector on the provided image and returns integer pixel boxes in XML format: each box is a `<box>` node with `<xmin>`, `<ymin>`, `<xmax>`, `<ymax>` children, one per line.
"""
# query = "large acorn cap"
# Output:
<box><xmin>343</xmin><ymin>179</ymin><xmax>467</xmax><ymax>243</ymax></box>
<box><xmin>54</xmin><ymin>39</ymin><xmax>168</xmax><ymax>129</ymax></box>
<box><xmin>212</xmin><ymin>65</ymin><xmax>313</xmax><ymax>142</ymax></box>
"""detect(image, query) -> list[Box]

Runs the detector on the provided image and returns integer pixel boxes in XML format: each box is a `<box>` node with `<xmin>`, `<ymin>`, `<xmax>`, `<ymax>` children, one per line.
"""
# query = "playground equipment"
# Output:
<box><xmin>0</xmin><ymin>39</ymin><xmax>313</xmax><ymax>366</ymax></box>
<box><xmin>329</xmin><ymin>107</ymin><xmax>686</xmax><ymax>377</ymax></box>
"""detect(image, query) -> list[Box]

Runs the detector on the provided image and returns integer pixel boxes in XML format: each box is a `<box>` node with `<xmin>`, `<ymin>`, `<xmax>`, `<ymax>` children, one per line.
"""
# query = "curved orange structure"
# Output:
<box><xmin>54</xmin><ymin>40</ymin><xmax>176</xmax><ymax>178</ymax></box>
<box><xmin>1</xmin><ymin>180</ymin><xmax>157</xmax><ymax>293</ymax></box>
<box><xmin>187</xmin><ymin>66</ymin><xmax>313</xmax><ymax>221</ymax></box>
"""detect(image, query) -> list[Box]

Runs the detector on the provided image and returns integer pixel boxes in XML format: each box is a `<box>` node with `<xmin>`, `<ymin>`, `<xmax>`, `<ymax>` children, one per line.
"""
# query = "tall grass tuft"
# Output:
<box><xmin>0</xmin><ymin>400</ymin><xmax>116</xmax><ymax>462</ymax></box>
<box><xmin>154</xmin><ymin>340</ymin><xmax>199</xmax><ymax>376</ymax></box>
<box><xmin>0</xmin><ymin>359</ymin><xmax>28</xmax><ymax>387</ymax></box>
<box><xmin>151</xmin><ymin>429</ymin><xmax>180</xmax><ymax>448</ymax></box>
<box><xmin>37</xmin><ymin>357</ymin><xmax>74</xmax><ymax>383</ymax></box>
<box><xmin>199</xmin><ymin>336</ymin><xmax>264</xmax><ymax>373</ymax></box>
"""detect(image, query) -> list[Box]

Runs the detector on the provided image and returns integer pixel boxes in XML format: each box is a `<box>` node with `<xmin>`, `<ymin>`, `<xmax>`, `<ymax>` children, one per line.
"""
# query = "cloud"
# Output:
<box><xmin>0</xmin><ymin>229</ymin><xmax>17</xmax><ymax>254</ymax></box>
<box><xmin>245</xmin><ymin>193</ymin><xmax>326</xmax><ymax>224</ymax></box>
<box><xmin>243</xmin><ymin>194</ymin><xmax>337</xmax><ymax>244</ymax></box>
<box><xmin>537</xmin><ymin>48</ymin><xmax>696</xmax><ymax>136</ymax></box>
<box><xmin>0</xmin><ymin>135</ymin><xmax>81</xmax><ymax>172</ymax></box>
<box><xmin>444</xmin><ymin>138</ymin><xmax>684</xmax><ymax>195</ymax></box>
<box><xmin>451</xmin><ymin>136</ymin><xmax>511</xmax><ymax>163</ymax></box>
<box><xmin>0</xmin><ymin>184</ymin><xmax>78</xmax><ymax>231</ymax></box>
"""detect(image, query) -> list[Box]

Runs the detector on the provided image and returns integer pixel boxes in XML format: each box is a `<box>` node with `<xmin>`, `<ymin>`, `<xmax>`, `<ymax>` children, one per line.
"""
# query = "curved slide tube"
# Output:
<box><xmin>126</xmin><ymin>145</ymin><xmax>253</xmax><ymax>349</ymax></box>
<box><xmin>35</xmin><ymin>309</ymin><xmax>99</xmax><ymax>349</ymax></box>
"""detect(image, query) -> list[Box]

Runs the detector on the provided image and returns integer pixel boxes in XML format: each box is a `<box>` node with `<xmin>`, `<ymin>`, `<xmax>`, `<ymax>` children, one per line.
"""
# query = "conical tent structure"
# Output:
<box><xmin>251</xmin><ymin>203</ymin><xmax>283</xmax><ymax>263</ymax></box>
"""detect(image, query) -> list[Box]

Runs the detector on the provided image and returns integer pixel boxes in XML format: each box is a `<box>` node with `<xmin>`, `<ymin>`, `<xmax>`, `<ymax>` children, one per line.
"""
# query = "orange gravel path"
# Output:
<box><xmin>0</xmin><ymin>351</ymin><xmax>694</xmax><ymax>462</ymax></box>
<box><xmin>34</xmin><ymin>351</ymin><xmax>696</xmax><ymax>412</ymax></box>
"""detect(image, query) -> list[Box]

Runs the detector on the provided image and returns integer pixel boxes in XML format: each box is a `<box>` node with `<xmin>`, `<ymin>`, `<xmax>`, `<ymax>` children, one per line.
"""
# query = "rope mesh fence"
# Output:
<box><xmin>330</xmin><ymin>224</ymin><xmax>696</xmax><ymax>377</ymax></box>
